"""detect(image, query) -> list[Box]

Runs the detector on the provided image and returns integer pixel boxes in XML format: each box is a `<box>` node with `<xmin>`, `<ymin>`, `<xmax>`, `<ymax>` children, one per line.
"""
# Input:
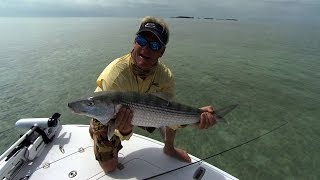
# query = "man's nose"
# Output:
<box><xmin>141</xmin><ymin>44</ymin><xmax>153</xmax><ymax>52</ymax></box>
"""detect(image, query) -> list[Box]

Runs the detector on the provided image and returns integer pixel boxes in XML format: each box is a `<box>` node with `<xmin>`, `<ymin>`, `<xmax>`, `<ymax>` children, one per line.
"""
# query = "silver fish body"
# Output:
<box><xmin>68</xmin><ymin>91</ymin><xmax>202</xmax><ymax>127</ymax></box>
<box><xmin>68</xmin><ymin>91</ymin><xmax>238</xmax><ymax>140</ymax></box>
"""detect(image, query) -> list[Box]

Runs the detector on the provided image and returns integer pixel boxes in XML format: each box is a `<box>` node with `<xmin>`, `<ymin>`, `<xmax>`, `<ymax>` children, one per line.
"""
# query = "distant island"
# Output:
<box><xmin>170</xmin><ymin>16</ymin><xmax>238</xmax><ymax>21</ymax></box>
<box><xmin>216</xmin><ymin>18</ymin><xmax>238</xmax><ymax>21</ymax></box>
<box><xmin>171</xmin><ymin>16</ymin><xmax>194</xmax><ymax>19</ymax></box>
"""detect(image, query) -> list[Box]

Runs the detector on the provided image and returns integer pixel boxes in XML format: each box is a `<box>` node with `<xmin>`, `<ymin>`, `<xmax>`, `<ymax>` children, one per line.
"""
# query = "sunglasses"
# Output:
<box><xmin>135</xmin><ymin>35</ymin><xmax>163</xmax><ymax>51</ymax></box>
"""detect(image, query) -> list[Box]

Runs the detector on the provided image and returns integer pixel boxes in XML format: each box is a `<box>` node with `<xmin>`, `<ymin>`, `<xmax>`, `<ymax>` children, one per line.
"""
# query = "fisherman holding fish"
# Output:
<box><xmin>89</xmin><ymin>16</ymin><xmax>216</xmax><ymax>172</ymax></box>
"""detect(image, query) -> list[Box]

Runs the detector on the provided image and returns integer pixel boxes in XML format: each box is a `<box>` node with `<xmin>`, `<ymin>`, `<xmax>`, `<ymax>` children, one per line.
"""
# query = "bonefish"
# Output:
<box><xmin>68</xmin><ymin>91</ymin><xmax>237</xmax><ymax>139</ymax></box>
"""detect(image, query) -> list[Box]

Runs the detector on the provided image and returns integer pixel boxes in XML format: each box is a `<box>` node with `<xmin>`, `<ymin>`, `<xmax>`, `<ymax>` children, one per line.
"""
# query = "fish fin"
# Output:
<box><xmin>114</xmin><ymin>104</ymin><xmax>122</xmax><ymax>116</ymax></box>
<box><xmin>215</xmin><ymin>117</ymin><xmax>229</xmax><ymax>124</ymax></box>
<box><xmin>97</xmin><ymin>118</ymin><xmax>110</xmax><ymax>125</ymax></box>
<box><xmin>106</xmin><ymin>104</ymin><xmax>122</xmax><ymax>140</ymax></box>
<box><xmin>215</xmin><ymin>104</ymin><xmax>238</xmax><ymax>118</ymax></box>
<box><xmin>159</xmin><ymin>126</ymin><xmax>167</xmax><ymax>141</ymax></box>
<box><xmin>107</xmin><ymin>121</ymin><xmax>115</xmax><ymax>141</ymax></box>
<box><xmin>94</xmin><ymin>103</ymin><xmax>118</xmax><ymax>125</ymax></box>
<box><xmin>151</xmin><ymin>92</ymin><xmax>174</xmax><ymax>101</ymax></box>
<box><xmin>213</xmin><ymin>104</ymin><xmax>238</xmax><ymax>124</ymax></box>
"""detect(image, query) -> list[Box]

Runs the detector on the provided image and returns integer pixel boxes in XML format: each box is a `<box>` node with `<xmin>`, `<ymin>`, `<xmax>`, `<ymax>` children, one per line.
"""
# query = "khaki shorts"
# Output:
<box><xmin>89</xmin><ymin>119</ymin><xmax>122</xmax><ymax>161</ymax></box>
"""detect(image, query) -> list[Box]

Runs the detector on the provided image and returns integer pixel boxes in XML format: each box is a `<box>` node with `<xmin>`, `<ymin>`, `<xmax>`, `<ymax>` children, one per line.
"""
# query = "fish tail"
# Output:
<box><xmin>215</xmin><ymin>116</ymin><xmax>229</xmax><ymax>124</ymax></box>
<box><xmin>214</xmin><ymin>104</ymin><xmax>238</xmax><ymax>124</ymax></box>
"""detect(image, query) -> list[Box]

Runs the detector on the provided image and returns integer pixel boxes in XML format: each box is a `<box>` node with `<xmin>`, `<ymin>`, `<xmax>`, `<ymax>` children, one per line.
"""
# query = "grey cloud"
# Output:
<box><xmin>0</xmin><ymin>0</ymin><xmax>319</xmax><ymax>22</ymax></box>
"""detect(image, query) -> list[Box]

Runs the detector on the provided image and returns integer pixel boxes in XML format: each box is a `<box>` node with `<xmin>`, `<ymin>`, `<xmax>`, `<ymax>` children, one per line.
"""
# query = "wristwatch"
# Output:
<box><xmin>114</xmin><ymin>129</ymin><xmax>133</xmax><ymax>141</ymax></box>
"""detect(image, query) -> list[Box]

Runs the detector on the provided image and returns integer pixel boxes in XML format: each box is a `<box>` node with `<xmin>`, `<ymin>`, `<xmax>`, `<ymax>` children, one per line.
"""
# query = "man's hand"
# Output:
<box><xmin>115</xmin><ymin>106</ymin><xmax>134</xmax><ymax>135</ymax></box>
<box><xmin>197</xmin><ymin>106</ymin><xmax>216</xmax><ymax>129</ymax></box>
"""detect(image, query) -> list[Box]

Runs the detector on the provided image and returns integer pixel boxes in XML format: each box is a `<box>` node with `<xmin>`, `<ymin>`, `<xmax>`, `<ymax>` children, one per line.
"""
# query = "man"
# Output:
<box><xmin>89</xmin><ymin>16</ymin><xmax>216</xmax><ymax>172</ymax></box>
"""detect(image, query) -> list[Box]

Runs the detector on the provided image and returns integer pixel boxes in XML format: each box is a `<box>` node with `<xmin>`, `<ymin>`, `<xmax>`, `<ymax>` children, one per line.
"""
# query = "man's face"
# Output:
<box><xmin>132</xmin><ymin>31</ymin><xmax>165</xmax><ymax>71</ymax></box>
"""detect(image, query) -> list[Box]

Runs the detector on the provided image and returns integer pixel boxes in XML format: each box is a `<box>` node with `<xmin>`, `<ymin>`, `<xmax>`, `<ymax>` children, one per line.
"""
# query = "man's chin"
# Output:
<box><xmin>135</xmin><ymin>61</ymin><xmax>151</xmax><ymax>70</ymax></box>
<box><xmin>138</xmin><ymin>65</ymin><xmax>151</xmax><ymax>71</ymax></box>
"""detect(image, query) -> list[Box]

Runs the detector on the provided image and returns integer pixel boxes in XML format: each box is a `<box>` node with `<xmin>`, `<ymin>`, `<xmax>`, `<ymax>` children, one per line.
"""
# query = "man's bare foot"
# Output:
<box><xmin>99</xmin><ymin>158</ymin><xmax>118</xmax><ymax>173</ymax></box>
<box><xmin>163</xmin><ymin>146</ymin><xmax>191</xmax><ymax>163</ymax></box>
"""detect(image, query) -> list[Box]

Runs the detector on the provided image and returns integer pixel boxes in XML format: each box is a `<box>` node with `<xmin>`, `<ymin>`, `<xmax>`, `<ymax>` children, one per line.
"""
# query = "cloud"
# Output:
<box><xmin>0</xmin><ymin>0</ymin><xmax>319</xmax><ymax>22</ymax></box>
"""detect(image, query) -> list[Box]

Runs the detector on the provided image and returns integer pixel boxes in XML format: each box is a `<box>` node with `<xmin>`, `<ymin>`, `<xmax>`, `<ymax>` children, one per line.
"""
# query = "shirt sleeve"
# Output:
<box><xmin>95</xmin><ymin>78</ymin><xmax>122</xmax><ymax>92</ymax></box>
<box><xmin>95</xmin><ymin>59</ymin><xmax>127</xmax><ymax>92</ymax></box>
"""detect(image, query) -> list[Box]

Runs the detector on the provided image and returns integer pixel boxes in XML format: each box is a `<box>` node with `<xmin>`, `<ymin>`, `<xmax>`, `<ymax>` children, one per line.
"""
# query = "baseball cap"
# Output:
<box><xmin>136</xmin><ymin>22</ymin><xmax>169</xmax><ymax>45</ymax></box>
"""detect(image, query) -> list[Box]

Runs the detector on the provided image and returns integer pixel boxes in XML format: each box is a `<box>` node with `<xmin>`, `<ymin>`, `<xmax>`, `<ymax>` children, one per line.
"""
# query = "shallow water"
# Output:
<box><xmin>0</xmin><ymin>17</ymin><xmax>319</xmax><ymax>179</ymax></box>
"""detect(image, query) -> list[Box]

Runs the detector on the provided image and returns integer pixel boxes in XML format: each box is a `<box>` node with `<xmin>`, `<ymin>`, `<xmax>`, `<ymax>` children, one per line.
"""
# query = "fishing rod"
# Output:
<box><xmin>143</xmin><ymin>121</ymin><xmax>288</xmax><ymax>180</ymax></box>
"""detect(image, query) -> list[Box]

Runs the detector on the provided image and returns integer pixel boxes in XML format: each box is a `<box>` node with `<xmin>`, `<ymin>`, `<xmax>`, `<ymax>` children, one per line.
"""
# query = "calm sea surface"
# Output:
<box><xmin>0</xmin><ymin>17</ymin><xmax>319</xmax><ymax>179</ymax></box>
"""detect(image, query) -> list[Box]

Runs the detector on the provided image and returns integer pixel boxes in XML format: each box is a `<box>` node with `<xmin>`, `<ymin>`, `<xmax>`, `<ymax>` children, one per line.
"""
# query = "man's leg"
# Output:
<box><xmin>90</xmin><ymin>119</ymin><xmax>122</xmax><ymax>172</ymax></box>
<box><xmin>163</xmin><ymin>127</ymin><xmax>191</xmax><ymax>163</ymax></box>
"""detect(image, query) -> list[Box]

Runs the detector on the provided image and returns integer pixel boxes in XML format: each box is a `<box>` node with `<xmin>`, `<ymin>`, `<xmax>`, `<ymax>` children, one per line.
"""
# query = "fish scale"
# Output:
<box><xmin>126</xmin><ymin>102</ymin><xmax>200</xmax><ymax>127</ymax></box>
<box><xmin>119</xmin><ymin>92</ymin><xmax>200</xmax><ymax>115</ymax></box>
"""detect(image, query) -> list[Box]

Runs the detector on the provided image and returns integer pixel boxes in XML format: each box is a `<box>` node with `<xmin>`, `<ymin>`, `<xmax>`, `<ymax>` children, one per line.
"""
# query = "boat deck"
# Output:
<box><xmin>14</xmin><ymin>125</ymin><xmax>238</xmax><ymax>180</ymax></box>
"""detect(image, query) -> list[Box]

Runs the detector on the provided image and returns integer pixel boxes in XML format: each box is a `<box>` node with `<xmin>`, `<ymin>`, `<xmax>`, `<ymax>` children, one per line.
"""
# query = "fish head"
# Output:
<box><xmin>68</xmin><ymin>95</ymin><xmax>115</xmax><ymax>124</ymax></box>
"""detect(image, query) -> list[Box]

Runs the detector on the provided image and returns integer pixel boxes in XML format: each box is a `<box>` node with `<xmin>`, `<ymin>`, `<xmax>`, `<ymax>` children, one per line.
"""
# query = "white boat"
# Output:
<box><xmin>0</xmin><ymin>113</ymin><xmax>238</xmax><ymax>180</ymax></box>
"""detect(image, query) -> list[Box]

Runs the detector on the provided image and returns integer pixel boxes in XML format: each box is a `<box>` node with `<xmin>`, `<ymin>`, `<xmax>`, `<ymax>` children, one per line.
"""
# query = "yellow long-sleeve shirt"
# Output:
<box><xmin>95</xmin><ymin>53</ymin><xmax>175</xmax><ymax>99</ymax></box>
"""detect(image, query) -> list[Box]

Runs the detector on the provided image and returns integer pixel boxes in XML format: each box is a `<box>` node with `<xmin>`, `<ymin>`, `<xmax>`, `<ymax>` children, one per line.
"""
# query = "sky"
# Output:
<box><xmin>0</xmin><ymin>0</ymin><xmax>319</xmax><ymax>22</ymax></box>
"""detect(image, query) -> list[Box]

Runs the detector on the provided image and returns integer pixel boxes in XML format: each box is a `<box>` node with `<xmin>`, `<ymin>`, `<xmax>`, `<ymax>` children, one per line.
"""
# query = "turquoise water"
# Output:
<box><xmin>0</xmin><ymin>17</ymin><xmax>319</xmax><ymax>179</ymax></box>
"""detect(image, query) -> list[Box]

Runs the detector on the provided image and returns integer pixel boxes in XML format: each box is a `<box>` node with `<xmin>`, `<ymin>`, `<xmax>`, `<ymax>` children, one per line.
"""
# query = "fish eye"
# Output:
<box><xmin>87</xmin><ymin>101</ymin><xmax>95</xmax><ymax>106</ymax></box>
<box><xmin>87</xmin><ymin>98</ymin><xmax>95</xmax><ymax>106</ymax></box>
